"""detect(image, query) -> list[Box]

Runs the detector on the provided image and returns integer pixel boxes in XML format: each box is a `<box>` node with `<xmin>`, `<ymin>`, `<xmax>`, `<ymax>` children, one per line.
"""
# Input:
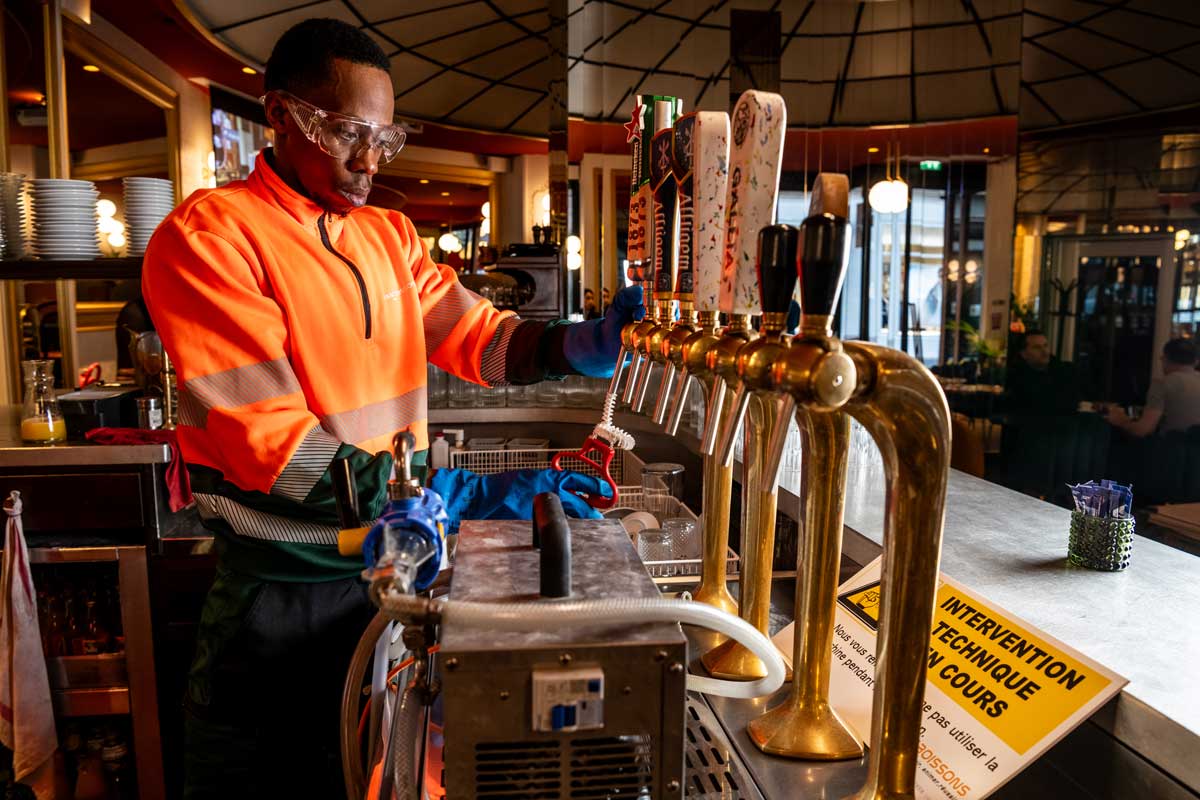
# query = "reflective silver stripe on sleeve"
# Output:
<box><xmin>320</xmin><ymin>386</ymin><xmax>427</xmax><ymax>445</ymax></box>
<box><xmin>194</xmin><ymin>493</ymin><xmax>340</xmax><ymax>545</ymax></box>
<box><xmin>423</xmin><ymin>282</ymin><xmax>484</xmax><ymax>356</ymax></box>
<box><xmin>180</xmin><ymin>358</ymin><xmax>302</xmax><ymax>428</ymax></box>
<box><xmin>480</xmin><ymin>316</ymin><xmax>521</xmax><ymax>387</ymax></box>
<box><xmin>272</xmin><ymin>426</ymin><xmax>342</xmax><ymax>503</ymax></box>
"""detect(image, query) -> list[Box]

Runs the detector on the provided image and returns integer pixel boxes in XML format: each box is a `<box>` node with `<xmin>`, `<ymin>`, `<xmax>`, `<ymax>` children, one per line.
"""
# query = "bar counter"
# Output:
<box><xmin>432</xmin><ymin>406</ymin><xmax>1200</xmax><ymax>797</ymax></box>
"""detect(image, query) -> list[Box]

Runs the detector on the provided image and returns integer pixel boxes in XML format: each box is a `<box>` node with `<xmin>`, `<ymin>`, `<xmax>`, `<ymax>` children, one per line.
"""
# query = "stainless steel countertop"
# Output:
<box><xmin>841</xmin><ymin>468</ymin><xmax>1200</xmax><ymax>793</ymax></box>
<box><xmin>0</xmin><ymin>404</ymin><xmax>171</xmax><ymax>466</ymax></box>
<box><xmin>0</xmin><ymin>430</ymin><xmax>170</xmax><ymax>466</ymax></box>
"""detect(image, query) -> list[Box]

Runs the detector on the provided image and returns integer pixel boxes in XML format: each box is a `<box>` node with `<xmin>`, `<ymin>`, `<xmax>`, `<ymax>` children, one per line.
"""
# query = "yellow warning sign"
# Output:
<box><xmin>925</xmin><ymin>583</ymin><xmax>1107</xmax><ymax>754</ymax></box>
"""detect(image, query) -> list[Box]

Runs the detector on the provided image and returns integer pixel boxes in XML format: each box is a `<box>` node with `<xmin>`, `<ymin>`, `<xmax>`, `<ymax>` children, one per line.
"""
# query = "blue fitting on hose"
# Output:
<box><xmin>361</xmin><ymin>490</ymin><xmax>449</xmax><ymax>592</ymax></box>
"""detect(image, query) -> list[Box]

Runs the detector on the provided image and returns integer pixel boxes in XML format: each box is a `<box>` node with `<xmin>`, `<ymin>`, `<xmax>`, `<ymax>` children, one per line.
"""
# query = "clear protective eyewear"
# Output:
<box><xmin>263</xmin><ymin>91</ymin><xmax>406</xmax><ymax>163</ymax></box>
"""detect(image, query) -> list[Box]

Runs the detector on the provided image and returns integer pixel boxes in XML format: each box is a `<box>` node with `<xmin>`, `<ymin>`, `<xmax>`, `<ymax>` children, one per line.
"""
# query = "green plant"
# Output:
<box><xmin>945</xmin><ymin>320</ymin><xmax>1006</xmax><ymax>363</ymax></box>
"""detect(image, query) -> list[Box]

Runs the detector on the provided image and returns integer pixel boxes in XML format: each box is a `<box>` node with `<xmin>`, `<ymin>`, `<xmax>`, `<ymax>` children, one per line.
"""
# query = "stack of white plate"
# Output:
<box><xmin>28</xmin><ymin>178</ymin><xmax>100</xmax><ymax>260</ymax></box>
<box><xmin>123</xmin><ymin>177</ymin><xmax>175</xmax><ymax>256</ymax></box>
<box><xmin>0</xmin><ymin>173</ymin><xmax>29</xmax><ymax>259</ymax></box>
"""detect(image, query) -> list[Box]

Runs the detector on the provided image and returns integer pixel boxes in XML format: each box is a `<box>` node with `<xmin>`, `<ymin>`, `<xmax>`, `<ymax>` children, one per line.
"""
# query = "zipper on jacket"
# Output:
<box><xmin>318</xmin><ymin>212</ymin><xmax>373</xmax><ymax>339</ymax></box>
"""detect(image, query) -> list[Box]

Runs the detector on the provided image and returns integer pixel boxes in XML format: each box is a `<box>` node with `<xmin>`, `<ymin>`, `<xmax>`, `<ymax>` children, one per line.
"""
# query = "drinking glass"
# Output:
<box><xmin>636</xmin><ymin>528</ymin><xmax>673</xmax><ymax>577</ymax></box>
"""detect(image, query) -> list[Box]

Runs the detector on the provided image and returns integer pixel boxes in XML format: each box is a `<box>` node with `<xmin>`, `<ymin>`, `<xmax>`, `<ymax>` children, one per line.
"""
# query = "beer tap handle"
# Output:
<box><xmin>700</xmin><ymin>378</ymin><xmax>727</xmax><ymax>456</ymax></box>
<box><xmin>718</xmin><ymin>91</ymin><xmax>786</xmax><ymax>316</ymax></box>
<box><xmin>664</xmin><ymin>368</ymin><xmax>691</xmax><ymax>436</ymax></box>
<box><xmin>797</xmin><ymin>212</ymin><xmax>850</xmax><ymax>334</ymax></box>
<box><xmin>689</xmin><ymin>112</ymin><xmax>730</xmax><ymax>314</ymax></box>
<box><xmin>757</xmin><ymin>224</ymin><xmax>801</xmax><ymax>316</ymax></box>
<box><xmin>717</xmin><ymin>384</ymin><xmax>749</xmax><ymax>468</ymax></box>
<box><xmin>651</xmin><ymin>127</ymin><xmax>679</xmax><ymax>307</ymax></box>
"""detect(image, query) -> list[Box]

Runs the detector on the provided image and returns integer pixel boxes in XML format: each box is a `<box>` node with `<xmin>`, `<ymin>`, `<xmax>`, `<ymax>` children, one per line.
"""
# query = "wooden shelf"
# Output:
<box><xmin>53</xmin><ymin>686</ymin><xmax>130</xmax><ymax>716</ymax></box>
<box><xmin>0</xmin><ymin>257</ymin><xmax>142</xmax><ymax>280</ymax></box>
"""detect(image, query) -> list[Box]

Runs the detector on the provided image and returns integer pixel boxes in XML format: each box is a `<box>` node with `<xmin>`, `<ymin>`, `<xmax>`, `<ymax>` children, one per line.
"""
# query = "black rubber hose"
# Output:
<box><xmin>533</xmin><ymin>492</ymin><xmax>572</xmax><ymax>598</ymax></box>
<box><xmin>332</xmin><ymin>457</ymin><xmax>361</xmax><ymax>529</ymax></box>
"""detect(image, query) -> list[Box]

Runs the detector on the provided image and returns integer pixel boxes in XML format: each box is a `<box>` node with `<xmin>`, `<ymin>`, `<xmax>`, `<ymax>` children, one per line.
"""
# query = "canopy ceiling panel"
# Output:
<box><xmin>1020</xmin><ymin>0</ymin><xmax>1200</xmax><ymax>131</ymax></box>
<box><xmin>181</xmin><ymin>0</ymin><xmax>551</xmax><ymax>135</ymax></box>
<box><xmin>568</xmin><ymin>0</ymin><xmax>1022</xmax><ymax>127</ymax></box>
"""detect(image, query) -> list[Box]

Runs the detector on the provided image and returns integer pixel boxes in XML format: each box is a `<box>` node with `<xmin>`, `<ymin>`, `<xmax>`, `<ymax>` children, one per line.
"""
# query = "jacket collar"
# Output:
<box><xmin>248</xmin><ymin>150</ymin><xmax>351</xmax><ymax>236</ymax></box>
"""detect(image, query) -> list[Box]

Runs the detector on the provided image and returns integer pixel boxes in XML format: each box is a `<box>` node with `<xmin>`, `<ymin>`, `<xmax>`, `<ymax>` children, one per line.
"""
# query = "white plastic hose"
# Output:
<box><xmin>377</xmin><ymin>592</ymin><xmax>786</xmax><ymax>700</ymax></box>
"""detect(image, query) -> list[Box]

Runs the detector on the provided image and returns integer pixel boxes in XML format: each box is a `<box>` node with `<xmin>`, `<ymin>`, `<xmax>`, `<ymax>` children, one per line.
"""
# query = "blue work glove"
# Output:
<box><xmin>428</xmin><ymin>468</ymin><xmax>612</xmax><ymax>532</ymax></box>
<box><xmin>562</xmin><ymin>285</ymin><xmax>645</xmax><ymax>377</ymax></box>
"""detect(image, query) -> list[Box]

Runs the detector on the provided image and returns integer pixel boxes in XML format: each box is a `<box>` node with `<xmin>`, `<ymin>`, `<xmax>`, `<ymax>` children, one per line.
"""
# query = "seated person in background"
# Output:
<box><xmin>1106</xmin><ymin>338</ymin><xmax>1200</xmax><ymax>437</ymax></box>
<box><xmin>1004</xmin><ymin>329</ymin><xmax>1081</xmax><ymax>415</ymax></box>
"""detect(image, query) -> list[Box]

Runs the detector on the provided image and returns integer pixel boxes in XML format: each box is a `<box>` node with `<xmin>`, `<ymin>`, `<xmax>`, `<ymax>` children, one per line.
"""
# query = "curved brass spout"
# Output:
<box><xmin>653</xmin><ymin>304</ymin><xmax>697</xmax><ymax>424</ymax></box>
<box><xmin>632</xmin><ymin>302</ymin><xmax>670</xmax><ymax>412</ymax></box>
<box><xmin>749</xmin><ymin>334</ymin><xmax>860</xmax><ymax>760</ymax></box>
<box><xmin>670</xmin><ymin>311</ymin><xmax>738</xmax><ymax>619</ymax></box>
<box><xmin>701</xmin><ymin>389</ymin><xmax>786</xmax><ymax>680</ymax></box>
<box><xmin>842</xmin><ymin>340</ymin><xmax>951</xmax><ymax>800</ymax></box>
<box><xmin>622</xmin><ymin>304</ymin><xmax>658</xmax><ymax>406</ymax></box>
<box><xmin>699</xmin><ymin>314</ymin><xmax>753</xmax><ymax>455</ymax></box>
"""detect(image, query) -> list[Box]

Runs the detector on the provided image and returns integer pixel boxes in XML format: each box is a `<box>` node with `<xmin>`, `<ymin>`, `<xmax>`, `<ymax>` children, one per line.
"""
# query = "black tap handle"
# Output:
<box><xmin>331</xmin><ymin>457</ymin><xmax>361</xmax><ymax>529</ymax></box>
<box><xmin>797</xmin><ymin>213</ymin><xmax>849</xmax><ymax>318</ymax></box>
<box><xmin>756</xmin><ymin>224</ymin><xmax>800</xmax><ymax>314</ymax></box>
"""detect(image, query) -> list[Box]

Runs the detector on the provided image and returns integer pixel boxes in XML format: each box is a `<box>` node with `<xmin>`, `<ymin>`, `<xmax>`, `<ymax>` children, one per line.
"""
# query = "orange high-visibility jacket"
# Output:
<box><xmin>143</xmin><ymin>154</ymin><xmax>523</xmax><ymax>550</ymax></box>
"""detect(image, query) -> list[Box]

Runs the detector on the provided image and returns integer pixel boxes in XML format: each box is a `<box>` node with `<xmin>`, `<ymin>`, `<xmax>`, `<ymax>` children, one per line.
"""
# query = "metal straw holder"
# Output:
<box><xmin>1068</xmin><ymin>511</ymin><xmax>1134</xmax><ymax>571</ymax></box>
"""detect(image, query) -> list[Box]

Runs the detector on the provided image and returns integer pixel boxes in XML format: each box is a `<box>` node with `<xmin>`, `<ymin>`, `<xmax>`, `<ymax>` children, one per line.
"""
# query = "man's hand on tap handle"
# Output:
<box><xmin>562</xmin><ymin>285</ymin><xmax>646</xmax><ymax>377</ymax></box>
<box><xmin>429</xmin><ymin>468</ymin><xmax>613</xmax><ymax>532</ymax></box>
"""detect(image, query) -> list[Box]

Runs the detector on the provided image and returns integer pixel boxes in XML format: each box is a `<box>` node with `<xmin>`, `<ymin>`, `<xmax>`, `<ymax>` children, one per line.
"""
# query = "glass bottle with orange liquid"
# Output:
<box><xmin>20</xmin><ymin>359</ymin><xmax>65</xmax><ymax>444</ymax></box>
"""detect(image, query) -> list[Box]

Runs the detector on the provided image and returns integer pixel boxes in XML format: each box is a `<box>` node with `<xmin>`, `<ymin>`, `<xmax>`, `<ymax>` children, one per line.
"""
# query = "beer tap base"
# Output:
<box><xmin>701</xmin><ymin>638</ymin><xmax>793</xmax><ymax>682</ymax></box>
<box><xmin>690</xmin><ymin>582</ymin><xmax>738</xmax><ymax>617</ymax></box>
<box><xmin>747</xmin><ymin>696</ymin><xmax>864</xmax><ymax>760</ymax></box>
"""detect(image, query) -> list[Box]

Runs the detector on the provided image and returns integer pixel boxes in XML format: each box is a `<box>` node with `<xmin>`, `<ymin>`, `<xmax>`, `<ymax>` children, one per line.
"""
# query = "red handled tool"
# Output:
<box><xmin>551</xmin><ymin>391</ymin><xmax>632</xmax><ymax>510</ymax></box>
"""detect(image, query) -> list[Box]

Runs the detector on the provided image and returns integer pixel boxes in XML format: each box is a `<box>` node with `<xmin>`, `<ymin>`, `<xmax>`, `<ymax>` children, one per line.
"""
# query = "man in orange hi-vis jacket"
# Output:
<box><xmin>142</xmin><ymin>18</ymin><xmax>643</xmax><ymax>799</ymax></box>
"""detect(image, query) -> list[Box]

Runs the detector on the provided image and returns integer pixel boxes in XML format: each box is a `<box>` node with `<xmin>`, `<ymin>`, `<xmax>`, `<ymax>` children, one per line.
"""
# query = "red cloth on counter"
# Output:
<box><xmin>85</xmin><ymin>428</ymin><xmax>193</xmax><ymax>511</ymax></box>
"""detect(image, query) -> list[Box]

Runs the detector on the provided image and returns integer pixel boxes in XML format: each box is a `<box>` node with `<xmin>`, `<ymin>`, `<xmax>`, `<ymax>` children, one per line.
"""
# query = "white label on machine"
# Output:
<box><xmin>531</xmin><ymin>666</ymin><xmax>605</xmax><ymax>733</ymax></box>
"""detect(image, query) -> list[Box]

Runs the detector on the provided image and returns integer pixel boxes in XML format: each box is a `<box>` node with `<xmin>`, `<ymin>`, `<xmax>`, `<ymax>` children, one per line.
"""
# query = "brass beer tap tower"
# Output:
<box><xmin>753</xmin><ymin>183</ymin><xmax>953</xmax><ymax>796</ymax></box>
<box><xmin>660</xmin><ymin>111</ymin><xmax>738</xmax><ymax>618</ymax></box>
<box><xmin>701</xmin><ymin>224</ymin><xmax>798</xmax><ymax>680</ymax></box>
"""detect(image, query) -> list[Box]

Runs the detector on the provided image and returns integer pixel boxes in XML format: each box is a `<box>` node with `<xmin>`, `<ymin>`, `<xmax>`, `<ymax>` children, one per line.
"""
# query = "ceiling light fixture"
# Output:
<box><xmin>868</xmin><ymin>141</ymin><xmax>909</xmax><ymax>215</ymax></box>
<box><xmin>242</xmin><ymin>66</ymin><xmax>257</xmax><ymax>75</ymax></box>
<box><xmin>419</xmin><ymin>179</ymin><xmax>429</xmax><ymax>184</ymax></box>
<box><xmin>440</xmin><ymin>191</ymin><xmax>450</xmax><ymax>197</ymax></box>
<box><xmin>438</xmin><ymin>232</ymin><xmax>463</xmax><ymax>253</ymax></box>
<box><xmin>867</xmin><ymin>146</ymin><xmax>880</xmax><ymax>154</ymax></box>
<box><xmin>82</xmin><ymin>64</ymin><xmax>99</xmax><ymax>73</ymax></box>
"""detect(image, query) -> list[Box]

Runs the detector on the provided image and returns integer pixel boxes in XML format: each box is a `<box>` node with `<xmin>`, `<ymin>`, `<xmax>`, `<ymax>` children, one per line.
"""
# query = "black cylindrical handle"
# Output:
<box><xmin>797</xmin><ymin>213</ymin><xmax>849</xmax><ymax>318</ymax></box>
<box><xmin>331</xmin><ymin>457</ymin><xmax>361</xmax><ymax>529</ymax></box>
<box><xmin>534</xmin><ymin>492</ymin><xmax>572</xmax><ymax>598</ymax></box>
<box><xmin>756</xmin><ymin>224</ymin><xmax>800</xmax><ymax>314</ymax></box>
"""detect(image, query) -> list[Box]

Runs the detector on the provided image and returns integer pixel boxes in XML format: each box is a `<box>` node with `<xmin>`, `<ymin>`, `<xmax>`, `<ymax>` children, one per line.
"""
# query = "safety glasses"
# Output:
<box><xmin>262</xmin><ymin>91</ymin><xmax>406</xmax><ymax>164</ymax></box>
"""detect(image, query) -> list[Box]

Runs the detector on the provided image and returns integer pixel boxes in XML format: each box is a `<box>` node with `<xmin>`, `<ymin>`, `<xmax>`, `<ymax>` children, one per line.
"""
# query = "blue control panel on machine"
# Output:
<box><xmin>532</xmin><ymin>666</ymin><xmax>605</xmax><ymax>733</ymax></box>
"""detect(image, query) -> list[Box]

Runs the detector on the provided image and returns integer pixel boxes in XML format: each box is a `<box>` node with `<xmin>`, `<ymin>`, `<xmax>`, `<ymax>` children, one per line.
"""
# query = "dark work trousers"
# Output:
<box><xmin>182</xmin><ymin>568</ymin><xmax>375</xmax><ymax>800</ymax></box>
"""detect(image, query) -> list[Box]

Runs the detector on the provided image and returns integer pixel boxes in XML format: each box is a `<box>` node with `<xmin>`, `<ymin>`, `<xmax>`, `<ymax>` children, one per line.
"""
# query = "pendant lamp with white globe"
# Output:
<box><xmin>868</xmin><ymin>141</ymin><xmax>909</xmax><ymax>216</ymax></box>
